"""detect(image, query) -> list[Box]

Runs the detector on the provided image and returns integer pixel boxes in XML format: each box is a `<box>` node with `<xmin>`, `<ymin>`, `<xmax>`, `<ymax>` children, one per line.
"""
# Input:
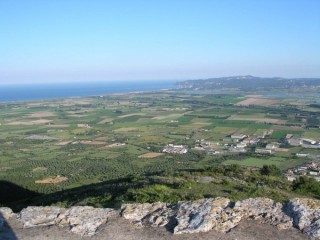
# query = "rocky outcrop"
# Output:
<box><xmin>121</xmin><ymin>202</ymin><xmax>174</xmax><ymax>227</ymax></box>
<box><xmin>18</xmin><ymin>206</ymin><xmax>116</xmax><ymax>236</ymax></box>
<box><xmin>233</xmin><ymin>198</ymin><xmax>293</xmax><ymax>230</ymax></box>
<box><xmin>286</xmin><ymin>198</ymin><xmax>320</xmax><ymax>239</ymax></box>
<box><xmin>2</xmin><ymin>197</ymin><xmax>320</xmax><ymax>238</ymax></box>
<box><xmin>121</xmin><ymin>197</ymin><xmax>320</xmax><ymax>239</ymax></box>
<box><xmin>174</xmin><ymin>197</ymin><xmax>234</xmax><ymax>234</ymax></box>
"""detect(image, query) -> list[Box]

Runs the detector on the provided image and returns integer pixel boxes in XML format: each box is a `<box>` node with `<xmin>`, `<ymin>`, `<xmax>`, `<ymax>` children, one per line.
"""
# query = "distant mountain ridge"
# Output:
<box><xmin>176</xmin><ymin>75</ymin><xmax>320</xmax><ymax>90</ymax></box>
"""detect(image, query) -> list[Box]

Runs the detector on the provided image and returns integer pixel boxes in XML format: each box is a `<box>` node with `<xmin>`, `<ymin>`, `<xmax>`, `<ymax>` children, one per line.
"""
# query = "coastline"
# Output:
<box><xmin>0</xmin><ymin>81</ymin><xmax>177</xmax><ymax>103</ymax></box>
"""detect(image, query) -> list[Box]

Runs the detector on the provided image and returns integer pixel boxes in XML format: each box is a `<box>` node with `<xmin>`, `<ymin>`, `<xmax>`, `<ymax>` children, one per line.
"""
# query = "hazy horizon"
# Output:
<box><xmin>1</xmin><ymin>0</ymin><xmax>320</xmax><ymax>84</ymax></box>
<box><xmin>1</xmin><ymin>75</ymin><xmax>320</xmax><ymax>86</ymax></box>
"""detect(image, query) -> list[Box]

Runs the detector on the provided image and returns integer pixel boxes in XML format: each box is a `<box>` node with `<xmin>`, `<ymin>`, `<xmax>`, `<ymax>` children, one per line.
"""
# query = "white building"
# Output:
<box><xmin>163</xmin><ymin>144</ymin><xmax>188</xmax><ymax>154</ymax></box>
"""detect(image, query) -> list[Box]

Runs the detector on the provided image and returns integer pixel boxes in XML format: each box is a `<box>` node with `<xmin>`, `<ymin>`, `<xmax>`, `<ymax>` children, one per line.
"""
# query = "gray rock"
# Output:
<box><xmin>286</xmin><ymin>198</ymin><xmax>320</xmax><ymax>239</ymax></box>
<box><xmin>121</xmin><ymin>202</ymin><xmax>172</xmax><ymax>227</ymax></box>
<box><xmin>66</xmin><ymin>206</ymin><xmax>115</xmax><ymax>236</ymax></box>
<box><xmin>6</xmin><ymin>197</ymin><xmax>320</xmax><ymax>238</ymax></box>
<box><xmin>174</xmin><ymin>197</ymin><xmax>232</xmax><ymax>234</ymax></box>
<box><xmin>234</xmin><ymin>198</ymin><xmax>292</xmax><ymax>229</ymax></box>
<box><xmin>18</xmin><ymin>206</ymin><xmax>116</xmax><ymax>237</ymax></box>
<box><xmin>18</xmin><ymin>206</ymin><xmax>65</xmax><ymax>228</ymax></box>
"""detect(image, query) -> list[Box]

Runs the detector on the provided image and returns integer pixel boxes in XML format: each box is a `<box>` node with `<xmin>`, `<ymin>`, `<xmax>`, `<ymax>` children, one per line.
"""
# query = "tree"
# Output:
<box><xmin>260</xmin><ymin>165</ymin><xmax>282</xmax><ymax>176</ymax></box>
<box><xmin>292</xmin><ymin>176</ymin><xmax>320</xmax><ymax>196</ymax></box>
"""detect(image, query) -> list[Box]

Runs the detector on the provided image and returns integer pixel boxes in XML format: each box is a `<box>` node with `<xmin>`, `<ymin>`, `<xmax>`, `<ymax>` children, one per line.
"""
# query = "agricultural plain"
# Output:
<box><xmin>0</xmin><ymin>91</ymin><xmax>320</xmax><ymax>209</ymax></box>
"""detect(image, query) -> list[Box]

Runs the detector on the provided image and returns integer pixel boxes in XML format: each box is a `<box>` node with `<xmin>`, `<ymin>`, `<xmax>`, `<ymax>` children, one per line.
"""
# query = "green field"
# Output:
<box><xmin>0</xmin><ymin>91</ymin><xmax>320</xmax><ymax>209</ymax></box>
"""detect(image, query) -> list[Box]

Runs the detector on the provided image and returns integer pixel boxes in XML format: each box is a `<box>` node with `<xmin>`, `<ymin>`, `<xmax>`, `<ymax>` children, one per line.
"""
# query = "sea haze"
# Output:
<box><xmin>0</xmin><ymin>81</ymin><xmax>176</xmax><ymax>102</ymax></box>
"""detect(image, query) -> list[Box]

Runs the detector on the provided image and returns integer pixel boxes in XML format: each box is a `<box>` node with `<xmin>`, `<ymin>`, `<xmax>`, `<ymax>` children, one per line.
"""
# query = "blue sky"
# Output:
<box><xmin>0</xmin><ymin>0</ymin><xmax>320</xmax><ymax>83</ymax></box>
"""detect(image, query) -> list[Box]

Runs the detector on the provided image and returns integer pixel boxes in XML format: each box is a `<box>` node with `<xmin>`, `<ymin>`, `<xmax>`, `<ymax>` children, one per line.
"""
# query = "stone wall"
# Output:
<box><xmin>1</xmin><ymin>197</ymin><xmax>320</xmax><ymax>239</ymax></box>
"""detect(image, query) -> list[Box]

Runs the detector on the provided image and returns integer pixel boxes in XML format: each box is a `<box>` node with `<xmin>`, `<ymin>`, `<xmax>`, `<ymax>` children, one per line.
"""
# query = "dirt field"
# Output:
<box><xmin>6</xmin><ymin>119</ymin><xmax>53</xmax><ymax>125</ymax></box>
<box><xmin>152</xmin><ymin>114</ymin><xmax>184</xmax><ymax>120</ymax></box>
<box><xmin>55</xmin><ymin>141</ymin><xmax>71</xmax><ymax>146</ymax></box>
<box><xmin>101</xmin><ymin>143</ymin><xmax>126</xmax><ymax>149</ymax></box>
<box><xmin>94</xmin><ymin>137</ymin><xmax>109</xmax><ymax>141</ymax></box>
<box><xmin>26</xmin><ymin>112</ymin><xmax>56</xmax><ymax>118</ymax></box>
<box><xmin>35</xmin><ymin>176</ymin><xmax>68</xmax><ymax>184</ymax></box>
<box><xmin>138</xmin><ymin>153</ymin><xmax>165</xmax><ymax>158</ymax></box>
<box><xmin>276</xmin><ymin>148</ymin><xmax>290</xmax><ymax>152</ymax></box>
<box><xmin>191</xmin><ymin>122</ymin><xmax>212</xmax><ymax>126</ymax></box>
<box><xmin>228</xmin><ymin>115</ymin><xmax>287</xmax><ymax>124</ymax></box>
<box><xmin>68</xmin><ymin>114</ymin><xmax>88</xmax><ymax>118</ymax></box>
<box><xmin>236</xmin><ymin>98</ymin><xmax>279</xmax><ymax>106</ymax></box>
<box><xmin>30</xmin><ymin>119</ymin><xmax>53</xmax><ymax>124</ymax></box>
<box><xmin>80</xmin><ymin>141</ymin><xmax>106</xmax><ymax>145</ymax></box>
<box><xmin>47</xmin><ymin>124</ymin><xmax>69</xmax><ymax>128</ymax></box>
<box><xmin>118</xmin><ymin>113</ymin><xmax>146</xmax><ymax>118</ymax></box>
<box><xmin>61</xmin><ymin>99</ymin><xmax>93</xmax><ymax>106</ymax></box>
<box><xmin>98</xmin><ymin>117</ymin><xmax>113</xmax><ymax>124</ymax></box>
<box><xmin>114</xmin><ymin>127</ymin><xmax>138</xmax><ymax>132</ymax></box>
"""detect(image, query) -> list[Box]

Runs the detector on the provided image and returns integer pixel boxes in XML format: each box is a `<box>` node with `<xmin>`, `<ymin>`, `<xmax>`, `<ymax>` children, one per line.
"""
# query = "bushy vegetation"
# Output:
<box><xmin>260</xmin><ymin>165</ymin><xmax>282</xmax><ymax>176</ymax></box>
<box><xmin>293</xmin><ymin>177</ymin><xmax>320</xmax><ymax>198</ymax></box>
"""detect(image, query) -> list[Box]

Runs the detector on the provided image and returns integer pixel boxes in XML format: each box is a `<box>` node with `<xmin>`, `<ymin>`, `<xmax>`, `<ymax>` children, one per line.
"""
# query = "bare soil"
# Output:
<box><xmin>79</xmin><ymin>141</ymin><xmax>106</xmax><ymax>145</ymax></box>
<box><xmin>152</xmin><ymin>114</ymin><xmax>184</xmax><ymax>120</ymax></box>
<box><xmin>1</xmin><ymin>216</ymin><xmax>309</xmax><ymax>240</ymax></box>
<box><xmin>138</xmin><ymin>153</ymin><xmax>165</xmax><ymax>158</ymax></box>
<box><xmin>228</xmin><ymin>115</ymin><xmax>287</xmax><ymax>124</ymax></box>
<box><xmin>236</xmin><ymin>98</ymin><xmax>279</xmax><ymax>106</ymax></box>
<box><xmin>35</xmin><ymin>176</ymin><xmax>68</xmax><ymax>184</ymax></box>
<box><xmin>26</xmin><ymin>112</ymin><xmax>55</xmax><ymax>118</ymax></box>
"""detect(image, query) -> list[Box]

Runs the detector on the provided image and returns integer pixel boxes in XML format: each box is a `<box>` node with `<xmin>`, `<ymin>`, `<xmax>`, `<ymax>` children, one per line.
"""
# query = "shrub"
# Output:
<box><xmin>260</xmin><ymin>165</ymin><xmax>282</xmax><ymax>176</ymax></box>
<box><xmin>292</xmin><ymin>176</ymin><xmax>320</xmax><ymax>197</ymax></box>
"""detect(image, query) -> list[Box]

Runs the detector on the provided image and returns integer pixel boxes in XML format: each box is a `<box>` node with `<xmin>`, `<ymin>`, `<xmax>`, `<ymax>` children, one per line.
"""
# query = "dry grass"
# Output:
<box><xmin>55</xmin><ymin>141</ymin><xmax>71</xmax><ymax>146</ymax></box>
<box><xmin>26</xmin><ymin>112</ymin><xmax>55</xmax><ymax>118</ymax></box>
<box><xmin>114</xmin><ymin>127</ymin><xmax>138</xmax><ymax>132</ymax></box>
<box><xmin>61</xmin><ymin>99</ymin><xmax>93</xmax><ymax>105</ymax></box>
<box><xmin>68</xmin><ymin>114</ymin><xmax>88</xmax><ymax>118</ymax></box>
<box><xmin>276</xmin><ymin>148</ymin><xmax>289</xmax><ymax>152</ymax></box>
<box><xmin>236</xmin><ymin>98</ymin><xmax>279</xmax><ymax>106</ymax></box>
<box><xmin>100</xmin><ymin>143</ymin><xmax>126</xmax><ymax>149</ymax></box>
<box><xmin>47</xmin><ymin>124</ymin><xmax>69</xmax><ymax>128</ymax></box>
<box><xmin>94</xmin><ymin>137</ymin><xmax>109</xmax><ymax>141</ymax></box>
<box><xmin>228</xmin><ymin>115</ymin><xmax>287</xmax><ymax>124</ymax></box>
<box><xmin>30</xmin><ymin>119</ymin><xmax>53</xmax><ymax>124</ymax></box>
<box><xmin>118</xmin><ymin>113</ymin><xmax>145</xmax><ymax>118</ymax></box>
<box><xmin>152</xmin><ymin>113</ymin><xmax>183</xmax><ymax>120</ymax></box>
<box><xmin>138</xmin><ymin>153</ymin><xmax>164</xmax><ymax>158</ymax></box>
<box><xmin>80</xmin><ymin>140</ymin><xmax>106</xmax><ymax>145</ymax></box>
<box><xmin>191</xmin><ymin>122</ymin><xmax>212</xmax><ymax>126</ymax></box>
<box><xmin>98</xmin><ymin>117</ymin><xmax>113</xmax><ymax>124</ymax></box>
<box><xmin>32</xmin><ymin>167</ymin><xmax>48</xmax><ymax>173</ymax></box>
<box><xmin>6</xmin><ymin>119</ymin><xmax>53</xmax><ymax>125</ymax></box>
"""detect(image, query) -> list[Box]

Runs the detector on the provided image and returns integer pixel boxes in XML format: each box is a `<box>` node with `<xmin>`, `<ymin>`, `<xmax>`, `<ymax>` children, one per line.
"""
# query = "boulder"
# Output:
<box><xmin>121</xmin><ymin>202</ymin><xmax>173</xmax><ymax>227</ymax></box>
<box><xmin>233</xmin><ymin>198</ymin><xmax>292</xmax><ymax>229</ymax></box>
<box><xmin>18</xmin><ymin>206</ymin><xmax>65</xmax><ymax>228</ymax></box>
<box><xmin>18</xmin><ymin>206</ymin><xmax>116</xmax><ymax>237</ymax></box>
<box><xmin>173</xmin><ymin>197</ymin><xmax>233</xmax><ymax>234</ymax></box>
<box><xmin>286</xmin><ymin>198</ymin><xmax>320</xmax><ymax>239</ymax></box>
<box><xmin>65</xmin><ymin>206</ymin><xmax>115</xmax><ymax>236</ymax></box>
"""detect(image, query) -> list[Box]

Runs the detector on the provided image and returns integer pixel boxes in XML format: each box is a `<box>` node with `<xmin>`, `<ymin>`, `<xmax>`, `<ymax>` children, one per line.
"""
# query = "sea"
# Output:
<box><xmin>0</xmin><ymin>80</ymin><xmax>177</xmax><ymax>102</ymax></box>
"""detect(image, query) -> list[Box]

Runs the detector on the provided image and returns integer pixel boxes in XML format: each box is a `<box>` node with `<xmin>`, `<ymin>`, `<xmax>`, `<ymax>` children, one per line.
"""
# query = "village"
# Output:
<box><xmin>162</xmin><ymin>130</ymin><xmax>320</xmax><ymax>182</ymax></box>
<box><xmin>286</xmin><ymin>154</ymin><xmax>320</xmax><ymax>182</ymax></box>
